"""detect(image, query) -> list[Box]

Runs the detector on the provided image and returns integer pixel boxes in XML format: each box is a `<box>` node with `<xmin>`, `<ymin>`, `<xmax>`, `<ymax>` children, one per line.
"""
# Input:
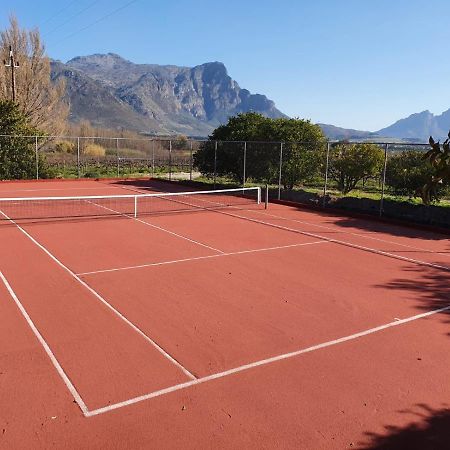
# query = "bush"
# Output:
<box><xmin>385</xmin><ymin>150</ymin><xmax>434</xmax><ymax>197</ymax></box>
<box><xmin>83</xmin><ymin>143</ymin><xmax>106</xmax><ymax>157</ymax></box>
<box><xmin>54</xmin><ymin>140</ymin><xmax>75</xmax><ymax>154</ymax></box>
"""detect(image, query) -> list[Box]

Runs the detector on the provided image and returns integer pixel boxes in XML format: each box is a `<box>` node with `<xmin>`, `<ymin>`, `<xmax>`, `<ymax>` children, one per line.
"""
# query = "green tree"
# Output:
<box><xmin>329</xmin><ymin>143</ymin><xmax>385</xmax><ymax>194</ymax></box>
<box><xmin>194</xmin><ymin>112</ymin><xmax>326</xmax><ymax>187</ymax></box>
<box><xmin>385</xmin><ymin>150</ymin><xmax>434</xmax><ymax>197</ymax></box>
<box><xmin>0</xmin><ymin>100</ymin><xmax>49</xmax><ymax>179</ymax></box>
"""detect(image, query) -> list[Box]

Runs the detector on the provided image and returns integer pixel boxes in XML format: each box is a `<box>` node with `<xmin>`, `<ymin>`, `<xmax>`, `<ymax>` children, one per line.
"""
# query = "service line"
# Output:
<box><xmin>77</xmin><ymin>240</ymin><xmax>329</xmax><ymax>276</ymax></box>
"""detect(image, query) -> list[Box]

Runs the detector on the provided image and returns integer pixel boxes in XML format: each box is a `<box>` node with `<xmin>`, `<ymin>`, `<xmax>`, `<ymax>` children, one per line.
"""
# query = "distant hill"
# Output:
<box><xmin>51</xmin><ymin>53</ymin><xmax>286</xmax><ymax>136</ymax></box>
<box><xmin>317</xmin><ymin>123</ymin><xmax>377</xmax><ymax>141</ymax></box>
<box><xmin>376</xmin><ymin>109</ymin><xmax>450</xmax><ymax>142</ymax></box>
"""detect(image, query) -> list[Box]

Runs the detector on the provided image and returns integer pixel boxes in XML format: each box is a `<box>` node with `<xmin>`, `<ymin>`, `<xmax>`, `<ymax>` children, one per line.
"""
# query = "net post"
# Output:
<box><xmin>35</xmin><ymin>136</ymin><xmax>39</xmax><ymax>180</ymax></box>
<box><xmin>134</xmin><ymin>195</ymin><xmax>138</xmax><ymax>218</ymax></box>
<box><xmin>151</xmin><ymin>140</ymin><xmax>155</xmax><ymax>178</ymax></box>
<box><xmin>322</xmin><ymin>141</ymin><xmax>330</xmax><ymax>207</ymax></box>
<box><xmin>265</xmin><ymin>184</ymin><xmax>269</xmax><ymax>209</ymax></box>
<box><xmin>257</xmin><ymin>186</ymin><xmax>261</xmax><ymax>204</ymax></box>
<box><xmin>379</xmin><ymin>143</ymin><xmax>389</xmax><ymax>217</ymax></box>
<box><xmin>77</xmin><ymin>137</ymin><xmax>80</xmax><ymax>178</ymax></box>
<box><xmin>277</xmin><ymin>142</ymin><xmax>283</xmax><ymax>200</ymax></box>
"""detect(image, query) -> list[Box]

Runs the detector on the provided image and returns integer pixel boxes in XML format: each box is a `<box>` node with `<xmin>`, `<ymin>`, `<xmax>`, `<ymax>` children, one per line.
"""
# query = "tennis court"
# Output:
<box><xmin>1</xmin><ymin>178</ymin><xmax>449</xmax><ymax>449</ymax></box>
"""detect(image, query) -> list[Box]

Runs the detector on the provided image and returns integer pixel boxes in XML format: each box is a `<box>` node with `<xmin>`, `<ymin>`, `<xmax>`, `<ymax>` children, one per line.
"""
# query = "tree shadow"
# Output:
<box><xmin>360</xmin><ymin>404</ymin><xmax>450</xmax><ymax>450</ymax></box>
<box><xmin>376</xmin><ymin>264</ymin><xmax>450</xmax><ymax>330</ymax></box>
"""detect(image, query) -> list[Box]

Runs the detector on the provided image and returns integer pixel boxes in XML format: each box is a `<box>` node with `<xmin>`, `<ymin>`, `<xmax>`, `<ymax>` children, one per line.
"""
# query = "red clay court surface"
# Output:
<box><xmin>0</xmin><ymin>179</ymin><xmax>449</xmax><ymax>449</ymax></box>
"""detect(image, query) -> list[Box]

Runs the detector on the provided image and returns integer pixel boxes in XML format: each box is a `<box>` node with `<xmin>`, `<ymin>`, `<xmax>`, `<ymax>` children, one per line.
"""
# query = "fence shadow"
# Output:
<box><xmin>360</xmin><ymin>404</ymin><xmax>450</xmax><ymax>450</ymax></box>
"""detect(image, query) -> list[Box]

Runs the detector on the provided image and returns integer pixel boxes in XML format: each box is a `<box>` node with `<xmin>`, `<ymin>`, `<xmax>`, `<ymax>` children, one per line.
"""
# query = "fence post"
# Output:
<box><xmin>277</xmin><ymin>142</ymin><xmax>283</xmax><ymax>200</ymax></box>
<box><xmin>189</xmin><ymin>141</ymin><xmax>193</xmax><ymax>181</ymax></box>
<box><xmin>35</xmin><ymin>136</ymin><xmax>39</xmax><ymax>180</ymax></box>
<box><xmin>379</xmin><ymin>143</ymin><xmax>389</xmax><ymax>217</ymax></box>
<box><xmin>169</xmin><ymin>140</ymin><xmax>172</xmax><ymax>181</ymax></box>
<box><xmin>323</xmin><ymin>141</ymin><xmax>331</xmax><ymax>207</ymax></box>
<box><xmin>116</xmin><ymin>138</ymin><xmax>120</xmax><ymax>177</ymax></box>
<box><xmin>243</xmin><ymin>141</ymin><xmax>247</xmax><ymax>188</ymax></box>
<box><xmin>214</xmin><ymin>140</ymin><xmax>218</xmax><ymax>189</ymax></box>
<box><xmin>77</xmin><ymin>137</ymin><xmax>80</xmax><ymax>178</ymax></box>
<box><xmin>151</xmin><ymin>140</ymin><xmax>155</xmax><ymax>178</ymax></box>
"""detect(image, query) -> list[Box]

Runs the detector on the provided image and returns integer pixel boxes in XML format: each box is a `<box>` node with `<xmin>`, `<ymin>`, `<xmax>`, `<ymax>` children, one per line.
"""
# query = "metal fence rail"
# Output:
<box><xmin>0</xmin><ymin>135</ymin><xmax>446</xmax><ymax>220</ymax></box>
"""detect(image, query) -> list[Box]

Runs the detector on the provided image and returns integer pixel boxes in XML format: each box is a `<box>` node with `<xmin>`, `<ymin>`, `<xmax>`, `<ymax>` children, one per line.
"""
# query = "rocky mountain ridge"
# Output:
<box><xmin>51</xmin><ymin>53</ymin><xmax>285</xmax><ymax>136</ymax></box>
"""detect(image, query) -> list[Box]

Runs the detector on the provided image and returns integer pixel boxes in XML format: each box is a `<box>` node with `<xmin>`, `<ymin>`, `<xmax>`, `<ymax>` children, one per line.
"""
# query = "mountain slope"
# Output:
<box><xmin>377</xmin><ymin>110</ymin><xmax>450</xmax><ymax>142</ymax></box>
<box><xmin>52</xmin><ymin>53</ymin><xmax>286</xmax><ymax>136</ymax></box>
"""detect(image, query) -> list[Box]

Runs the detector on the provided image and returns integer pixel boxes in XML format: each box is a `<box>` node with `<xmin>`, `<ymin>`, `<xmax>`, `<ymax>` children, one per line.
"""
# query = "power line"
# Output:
<box><xmin>58</xmin><ymin>0</ymin><xmax>140</xmax><ymax>43</ymax></box>
<box><xmin>43</xmin><ymin>0</ymin><xmax>103</xmax><ymax>37</ymax></box>
<box><xmin>40</xmin><ymin>0</ymin><xmax>79</xmax><ymax>27</ymax></box>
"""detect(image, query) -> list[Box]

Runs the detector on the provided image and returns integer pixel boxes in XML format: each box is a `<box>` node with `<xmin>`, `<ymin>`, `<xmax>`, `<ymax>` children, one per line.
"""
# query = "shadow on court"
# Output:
<box><xmin>360</xmin><ymin>404</ymin><xmax>450</xmax><ymax>450</ymax></box>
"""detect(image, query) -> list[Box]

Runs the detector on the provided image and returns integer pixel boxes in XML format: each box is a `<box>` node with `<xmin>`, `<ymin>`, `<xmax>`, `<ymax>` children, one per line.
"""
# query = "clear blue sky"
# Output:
<box><xmin>1</xmin><ymin>0</ymin><xmax>449</xmax><ymax>131</ymax></box>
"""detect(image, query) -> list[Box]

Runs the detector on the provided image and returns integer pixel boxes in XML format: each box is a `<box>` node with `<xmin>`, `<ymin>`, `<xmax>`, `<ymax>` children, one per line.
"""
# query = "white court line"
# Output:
<box><xmin>86</xmin><ymin>301</ymin><xmax>450</xmax><ymax>417</ymax></box>
<box><xmin>144</xmin><ymin>190</ymin><xmax>449</xmax><ymax>272</ymax></box>
<box><xmin>85</xmin><ymin>199</ymin><xmax>224</xmax><ymax>254</ymax></box>
<box><xmin>215</xmin><ymin>209</ymin><xmax>450</xmax><ymax>272</ymax></box>
<box><xmin>77</xmin><ymin>241</ymin><xmax>328</xmax><ymax>276</ymax></box>
<box><xmin>0</xmin><ymin>271</ymin><xmax>89</xmax><ymax>416</ymax></box>
<box><xmin>259</xmin><ymin>209</ymin><xmax>450</xmax><ymax>258</ymax></box>
<box><xmin>0</xmin><ymin>210</ymin><xmax>196</xmax><ymax>381</ymax></box>
<box><xmin>0</xmin><ymin>186</ymin><xmax>120</xmax><ymax>194</ymax></box>
<box><xmin>131</xmin><ymin>184</ymin><xmax>449</xmax><ymax>269</ymax></box>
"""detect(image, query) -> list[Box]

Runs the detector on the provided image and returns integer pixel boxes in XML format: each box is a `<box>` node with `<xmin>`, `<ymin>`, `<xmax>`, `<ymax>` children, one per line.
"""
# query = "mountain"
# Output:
<box><xmin>317</xmin><ymin>123</ymin><xmax>377</xmax><ymax>141</ymax></box>
<box><xmin>376</xmin><ymin>110</ymin><xmax>450</xmax><ymax>142</ymax></box>
<box><xmin>51</xmin><ymin>53</ymin><xmax>286</xmax><ymax>136</ymax></box>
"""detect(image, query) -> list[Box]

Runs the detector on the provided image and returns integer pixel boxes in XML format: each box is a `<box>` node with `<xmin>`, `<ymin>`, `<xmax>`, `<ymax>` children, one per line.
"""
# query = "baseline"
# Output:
<box><xmin>87</xmin><ymin>301</ymin><xmax>450</xmax><ymax>417</ymax></box>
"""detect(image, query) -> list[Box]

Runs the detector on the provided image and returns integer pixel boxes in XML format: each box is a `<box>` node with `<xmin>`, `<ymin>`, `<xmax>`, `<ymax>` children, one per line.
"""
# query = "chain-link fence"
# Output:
<box><xmin>1</xmin><ymin>135</ymin><xmax>449</xmax><ymax>224</ymax></box>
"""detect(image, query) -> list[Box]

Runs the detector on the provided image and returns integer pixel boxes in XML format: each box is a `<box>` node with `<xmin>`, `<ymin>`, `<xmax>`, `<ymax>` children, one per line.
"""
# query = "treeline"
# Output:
<box><xmin>194</xmin><ymin>113</ymin><xmax>450</xmax><ymax>204</ymax></box>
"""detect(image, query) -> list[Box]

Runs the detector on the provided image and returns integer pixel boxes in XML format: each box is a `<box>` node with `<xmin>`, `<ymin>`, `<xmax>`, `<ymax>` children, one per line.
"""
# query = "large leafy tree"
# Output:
<box><xmin>194</xmin><ymin>112</ymin><xmax>326</xmax><ymax>187</ymax></box>
<box><xmin>0</xmin><ymin>100</ymin><xmax>48</xmax><ymax>179</ymax></box>
<box><xmin>0</xmin><ymin>16</ymin><xmax>68</xmax><ymax>134</ymax></box>
<box><xmin>329</xmin><ymin>143</ymin><xmax>385</xmax><ymax>194</ymax></box>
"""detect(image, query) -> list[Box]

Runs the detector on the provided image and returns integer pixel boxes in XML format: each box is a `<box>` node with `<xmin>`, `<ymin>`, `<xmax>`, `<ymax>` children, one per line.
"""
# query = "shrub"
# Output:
<box><xmin>54</xmin><ymin>140</ymin><xmax>75</xmax><ymax>153</ymax></box>
<box><xmin>83</xmin><ymin>143</ymin><xmax>106</xmax><ymax>157</ymax></box>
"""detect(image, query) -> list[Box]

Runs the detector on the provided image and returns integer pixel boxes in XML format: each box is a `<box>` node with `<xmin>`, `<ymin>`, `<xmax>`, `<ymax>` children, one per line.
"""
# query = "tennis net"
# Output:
<box><xmin>0</xmin><ymin>187</ymin><xmax>261</xmax><ymax>221</ymax></box>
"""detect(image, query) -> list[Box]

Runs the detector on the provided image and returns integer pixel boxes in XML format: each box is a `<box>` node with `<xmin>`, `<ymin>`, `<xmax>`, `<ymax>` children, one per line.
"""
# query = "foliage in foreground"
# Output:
<box><xmin>420</xmin><ymin>133</ymin><xmax>450</xmax><ymax>204</ymax></box>
<box><xmin>194</xmin><ymin>112</ymin><xmax>326</xmax><ymax>188</ymax></box>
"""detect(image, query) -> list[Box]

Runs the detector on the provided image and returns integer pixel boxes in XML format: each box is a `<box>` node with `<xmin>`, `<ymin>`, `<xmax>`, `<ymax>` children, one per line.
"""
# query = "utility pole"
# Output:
<box><xmin>3</xmin><ymin>46</ymin><xmax>19</xmax><ymax>102</ymax></box>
